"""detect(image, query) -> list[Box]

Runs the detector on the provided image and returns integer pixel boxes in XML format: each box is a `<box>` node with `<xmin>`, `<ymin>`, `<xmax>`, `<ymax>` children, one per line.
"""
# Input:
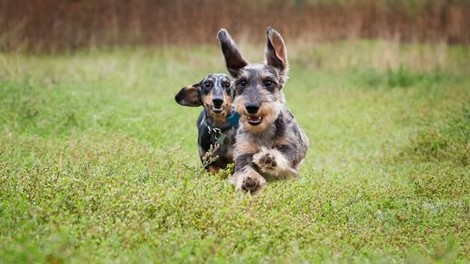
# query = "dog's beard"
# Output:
<box><xmin>236</xmin><ymin>101</ymin><xmax>281</xmax><ymax>133</ymax></box>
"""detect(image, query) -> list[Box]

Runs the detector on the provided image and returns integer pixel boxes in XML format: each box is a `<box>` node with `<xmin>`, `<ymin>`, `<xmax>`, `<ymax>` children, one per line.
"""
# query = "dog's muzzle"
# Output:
<box><xmin>245</xmin><ymin>102</ymin><xmax>260</xmax><ymax>114</ymax></box>
<box><xmin>212</xmin><ymin>98</ymin><xmax>224</xmax><ymax>113</ymax></box>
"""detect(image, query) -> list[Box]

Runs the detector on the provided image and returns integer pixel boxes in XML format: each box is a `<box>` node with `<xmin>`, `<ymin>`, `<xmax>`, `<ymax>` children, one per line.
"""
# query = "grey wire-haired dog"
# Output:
<box><xmin>217</xmin><ymin>27</ymin><xmax>308</xmax><ymax>193</ymax></box>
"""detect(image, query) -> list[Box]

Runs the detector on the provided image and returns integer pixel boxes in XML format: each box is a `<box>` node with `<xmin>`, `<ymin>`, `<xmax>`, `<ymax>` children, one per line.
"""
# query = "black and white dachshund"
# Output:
<box><xmin>175</xmin><ymin>73</ymin><xmax>239</xmax><ymax>174</ymax></box>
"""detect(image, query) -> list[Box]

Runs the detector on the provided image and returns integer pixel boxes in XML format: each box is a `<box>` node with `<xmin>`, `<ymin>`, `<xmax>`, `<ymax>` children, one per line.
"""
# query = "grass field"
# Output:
<box><xmin>1</xmin><ymin>40</ymin><xmax>469</xmax><ymax>263</ymax></box>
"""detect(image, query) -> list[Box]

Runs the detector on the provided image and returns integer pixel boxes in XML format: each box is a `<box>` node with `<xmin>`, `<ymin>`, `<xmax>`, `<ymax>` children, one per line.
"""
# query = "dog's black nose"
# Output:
<box><xmin>245</xmin><ymin>102</ymin><xmax>260</xmax><ymax>114</ymax></box>
<box><xmin>212</xmin><ymin>98</ymin><xmax>223</xmax><ymax>108</ymax></box>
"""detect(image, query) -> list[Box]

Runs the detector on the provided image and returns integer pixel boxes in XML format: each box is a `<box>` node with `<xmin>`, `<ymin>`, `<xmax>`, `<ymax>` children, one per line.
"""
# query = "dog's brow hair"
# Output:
<box><xmin>238</xmin><ymin>70</ymin><xmax>251</xmax><ymax>80</ymax></box>
<box><xmin>260</xmin><ymin>71</ymin><xmax>277</xmax><ymax>80</ymax></box>
<box><xmin>214</xmin><ymin>77</ymin><xmax>223</xmax><ymax>87</ymax></box>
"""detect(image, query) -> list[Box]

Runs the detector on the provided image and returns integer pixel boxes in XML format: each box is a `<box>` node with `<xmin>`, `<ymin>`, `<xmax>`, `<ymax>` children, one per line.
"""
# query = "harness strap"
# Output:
<box><xmin>202</xmin><ymin>109</ymin><xmax>240</xmax><ymax>168</ymax></box>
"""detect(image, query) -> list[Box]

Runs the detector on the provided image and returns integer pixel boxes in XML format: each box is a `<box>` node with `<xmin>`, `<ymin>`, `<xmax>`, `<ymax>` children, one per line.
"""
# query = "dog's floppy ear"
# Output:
<box><xmin>217</xmin><ymin>29</ymin><xmax>248</xmax><ymax>77</ymax></box>
<box><xmin>265</xmin><ymin>27</ymin><xmax>289</xmax><ymax>80</ymax></box>
<box><xmin>175</xmin><ymin>83</ymin><xmax>201</xmax><ymax>107</ymax></box>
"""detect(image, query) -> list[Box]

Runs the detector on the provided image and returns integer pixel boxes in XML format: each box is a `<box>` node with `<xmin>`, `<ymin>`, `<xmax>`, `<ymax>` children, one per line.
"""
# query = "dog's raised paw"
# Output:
<box><xmin>259</xmin><ymin>153</ymin><xmax>276</xmax><ymax>169</ymax></box>
<box><xmin>253</xmin><ymin>148</ymin><xmax>292</xmax><ymax>177</ymax></box>
<box><xmin>253</xmin><ymin>148</ymin><xmax>278</xmax><ymax>173</ymax></box>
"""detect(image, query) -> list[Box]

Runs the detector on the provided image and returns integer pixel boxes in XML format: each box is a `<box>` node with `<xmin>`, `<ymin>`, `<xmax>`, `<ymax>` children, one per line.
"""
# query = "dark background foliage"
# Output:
<box><xmin>1</xmin><ymin>0</ymin><xmax>469</xmax><ymax>52</ymax></box>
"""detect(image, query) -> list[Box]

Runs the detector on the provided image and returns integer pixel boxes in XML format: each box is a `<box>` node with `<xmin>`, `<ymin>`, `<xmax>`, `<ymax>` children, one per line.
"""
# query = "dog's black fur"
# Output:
<box><xmin>175</xmin><ymin>73</ymin><xmax>238</xmax><ymax>174</ymax></box>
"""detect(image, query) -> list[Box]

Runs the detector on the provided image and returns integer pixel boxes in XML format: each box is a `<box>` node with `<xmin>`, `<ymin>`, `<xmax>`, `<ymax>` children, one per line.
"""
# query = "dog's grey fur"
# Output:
<box><xmin>217</xmin><ymin>27</ymin><xmax>308</xmax><ymax>193</ymax></box>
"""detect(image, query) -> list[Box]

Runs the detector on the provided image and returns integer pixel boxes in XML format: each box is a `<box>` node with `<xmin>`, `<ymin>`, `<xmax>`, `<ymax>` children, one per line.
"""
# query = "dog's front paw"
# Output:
<box><xmin>230</xmin><ymin>167</ymin><xmax>266</xmax><ymax>194</ymax></box>
<box><xmin>241</xmin><ymin>176</ymin><xmax>263</xmax><ymax>193</ymax></box>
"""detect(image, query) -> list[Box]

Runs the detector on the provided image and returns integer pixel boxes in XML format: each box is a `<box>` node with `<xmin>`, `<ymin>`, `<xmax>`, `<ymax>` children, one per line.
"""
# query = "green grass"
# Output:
<box><xmin>1</xmin><ymin>41</ymin><xmax>469</xmax><ymax>263</ymax></box>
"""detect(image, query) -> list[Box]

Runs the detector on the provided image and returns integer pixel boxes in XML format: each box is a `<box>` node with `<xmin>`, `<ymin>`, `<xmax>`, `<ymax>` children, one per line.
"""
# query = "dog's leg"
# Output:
<box><xmin>253</xmin><ymin>147</ymin><xmax>298</xmax><ymax>178</ymax></box>
<box><xmin>230</xmin><ymin>140</ymin><xmax>266</xmax><ymax>193</ymax></box>
<box><xmin>207</xmin><ymin>165</ymin><xmax>219</xmax><ymax>175</ymax></box>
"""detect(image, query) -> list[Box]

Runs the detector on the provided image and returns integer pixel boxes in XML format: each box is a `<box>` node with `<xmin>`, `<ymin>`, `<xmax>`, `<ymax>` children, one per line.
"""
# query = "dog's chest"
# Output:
<box><xmin>239</xmin><ymin>126</ymin><xmax>277</xmax><ymax>149</ymax></box>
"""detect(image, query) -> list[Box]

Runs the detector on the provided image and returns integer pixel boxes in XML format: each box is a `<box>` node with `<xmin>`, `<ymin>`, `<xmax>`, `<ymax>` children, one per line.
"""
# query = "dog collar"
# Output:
<box><xmin>227</xmin><ymin>110</ymin><xmax>240</xmax><ymax>126</ymax></box>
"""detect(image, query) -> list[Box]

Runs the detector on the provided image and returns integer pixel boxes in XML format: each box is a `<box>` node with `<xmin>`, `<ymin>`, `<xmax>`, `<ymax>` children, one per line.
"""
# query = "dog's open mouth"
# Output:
<box><xmin>212</xmin><ymin>106</ymin><xmax>224</xmax><ymax>114</ymax></box>
<box><xmin>247</xmin><ymin>115</ymin><xmax>263</xmax><ymax>126</ymax></box>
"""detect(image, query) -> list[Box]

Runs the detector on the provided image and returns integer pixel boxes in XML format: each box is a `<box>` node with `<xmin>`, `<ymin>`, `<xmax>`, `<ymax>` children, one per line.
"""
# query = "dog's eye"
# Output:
<box><xmin>239</xmin><ymin>80</ymin><xmax>247</xmax><ymax>87</ymax></box>
<box><xmin>264</xmin><ymin>80</ymin><xmax>273</xmax><ymax>87</ymax></box>
<box><xmin>223</xmin><ymin>82</ymin><xmax>230</xmax><ymax>89</ymax></box>
<box><xmin>203</xmin><ymin>82</ymin><xmax>212</xmax><ymax>88</ymax></box>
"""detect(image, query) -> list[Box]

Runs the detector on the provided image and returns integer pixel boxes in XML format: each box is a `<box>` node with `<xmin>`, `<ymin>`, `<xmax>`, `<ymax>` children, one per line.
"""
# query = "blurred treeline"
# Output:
<box><xmin>0</xmin><ymin>0</ymin><xmax>469</xmax><ymax>52</ymax></box>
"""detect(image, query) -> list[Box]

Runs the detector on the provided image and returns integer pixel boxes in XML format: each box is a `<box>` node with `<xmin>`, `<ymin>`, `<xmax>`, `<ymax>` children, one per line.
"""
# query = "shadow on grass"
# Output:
<box><xmin>398</xmin><ymin>105</ymin><xmax>470</xmax><ymax>166</ymax></box>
